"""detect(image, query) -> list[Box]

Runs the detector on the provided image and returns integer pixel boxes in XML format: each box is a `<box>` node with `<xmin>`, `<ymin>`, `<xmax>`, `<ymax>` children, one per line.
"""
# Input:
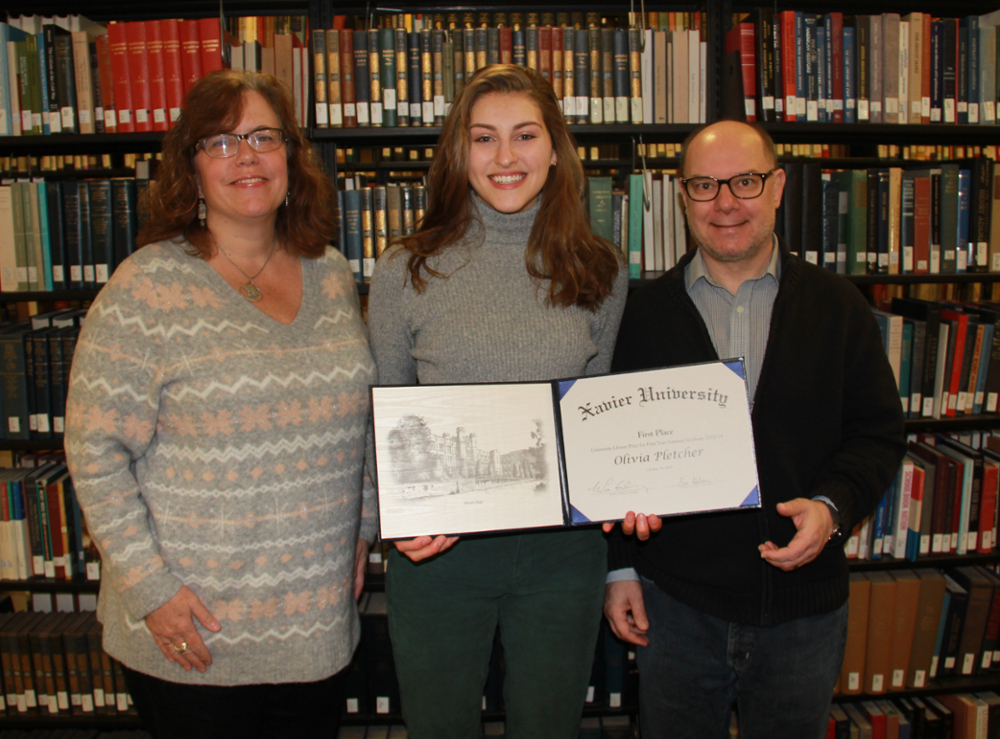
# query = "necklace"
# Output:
<box><xmin>209</xmin><ymin>232</ymin><xmax>277</xmax><ymax>302</ymax></box>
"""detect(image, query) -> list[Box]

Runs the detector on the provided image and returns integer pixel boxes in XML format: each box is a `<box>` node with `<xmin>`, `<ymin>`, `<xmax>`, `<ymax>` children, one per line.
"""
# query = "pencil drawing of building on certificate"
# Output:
<box><xmin>372</xmin><ymin>383</ymin><xmax>566</xmax><ymax>539</ymax></box>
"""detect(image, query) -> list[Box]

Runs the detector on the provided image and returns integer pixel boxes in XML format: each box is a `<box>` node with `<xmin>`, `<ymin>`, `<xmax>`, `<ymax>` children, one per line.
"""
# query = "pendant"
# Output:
<box><xmin>240</xmin><ymin>281</ymin><xmax>263</xmax><ymax>302</ymax></box>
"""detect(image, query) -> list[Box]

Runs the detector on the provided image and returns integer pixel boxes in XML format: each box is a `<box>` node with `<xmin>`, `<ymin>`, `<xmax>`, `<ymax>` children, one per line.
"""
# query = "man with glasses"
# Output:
<box><xmin>604</xmin><ymin>121</ymin><xmax>905</xmax><ymax>739</ymax></box>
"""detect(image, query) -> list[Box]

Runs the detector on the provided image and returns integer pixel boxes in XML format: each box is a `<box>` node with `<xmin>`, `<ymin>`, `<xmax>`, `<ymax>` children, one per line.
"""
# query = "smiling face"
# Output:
<box><xmin>466</xmin><ymin>92</ymin><xmax>556</xmax><ymax>214</ymax></box>
<box><xmin>195</xmin><ymin>91</ymin><xmax>289</xmax><ymax>232</ymax></box>
<box><xmin>681</xmin><ymin>121</ymin><xmax>784</xmax><ymax>270</ymax></box>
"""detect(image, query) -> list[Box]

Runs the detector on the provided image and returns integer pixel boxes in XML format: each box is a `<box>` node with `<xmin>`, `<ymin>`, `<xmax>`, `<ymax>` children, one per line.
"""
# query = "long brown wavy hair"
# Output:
<box><xmin>138</xmin><ymin>69</ymin><xmax>335</xmax><ymax>259</ymax></box>
<box><xmin>398</xmin><ymin>64</ymin><xmax>620</xmax><ymax>310</ymax></box>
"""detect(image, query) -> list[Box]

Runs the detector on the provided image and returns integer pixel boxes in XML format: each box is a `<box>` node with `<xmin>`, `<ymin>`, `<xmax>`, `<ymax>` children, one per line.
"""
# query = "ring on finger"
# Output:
<box><xmin>171</xmin><ymin>641</ymin><xmax>188</xmax><ymax>653</ymax></box>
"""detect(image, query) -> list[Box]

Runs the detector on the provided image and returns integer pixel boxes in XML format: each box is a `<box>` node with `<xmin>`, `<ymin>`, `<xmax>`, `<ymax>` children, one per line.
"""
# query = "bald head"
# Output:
<box><xmin>679</xmin><ymin>121</ymin><xmax>778</xmax><ymax>178</ymax></box>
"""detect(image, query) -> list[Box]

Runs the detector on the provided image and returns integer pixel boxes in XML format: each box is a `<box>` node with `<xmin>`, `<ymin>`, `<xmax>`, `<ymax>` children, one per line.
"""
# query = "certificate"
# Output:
<box><xmin>371</xmin><ymin>360</ymin><xmax>759</xmax><ymax>540</ymax></box>
<box><xmin>557</xmin><ymin>360</ymin><xmax>759</xmax><ymax>523</ymax></box>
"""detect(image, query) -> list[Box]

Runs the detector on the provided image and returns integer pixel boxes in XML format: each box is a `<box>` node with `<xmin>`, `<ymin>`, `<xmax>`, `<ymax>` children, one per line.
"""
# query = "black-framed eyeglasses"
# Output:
<box><xmin>197</xmin><ymin>127</ymin><xmax>286</xmax><ymax>158</ymax></box>
<box><xmin>680</xmin><ymin>169</ymin><xmax>779</xmax><ymax>202</ymax></box>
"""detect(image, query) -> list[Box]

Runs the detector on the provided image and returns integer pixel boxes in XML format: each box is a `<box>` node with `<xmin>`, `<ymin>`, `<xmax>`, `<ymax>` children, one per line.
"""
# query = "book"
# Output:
<box><xmin>864</xmin><ymin>570</ymin><xmax>897</xmax><ymax>694</ymax></box>
<box><xmin>908</xmin><ymin>569</ymin><xmax>947</xmax><ymax>688</ymax></box>
<box><xmin>948</xmin><ymin>566</ymin><xmax>995</xmax><ymax>676</ymax></box>
<box><xmin>588</xmin><ymin>177</ymin><xmax>614</xmax><ymax>243</ymax></box>
<box><xmin>887</xmin><ymin>570</ymin><xmax>921</xmax><ymax>690</ymax></box>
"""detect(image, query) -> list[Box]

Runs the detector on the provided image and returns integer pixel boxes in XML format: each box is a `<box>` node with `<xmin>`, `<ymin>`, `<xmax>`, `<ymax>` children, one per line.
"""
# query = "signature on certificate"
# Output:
<box><xmin>671</xmin><ymin>475</ymin><xmax>712</xmax><ymax>489</ymax></box>
<box><xmin>587</xmin><ymin>478</ymin><xmax>648</xmax><ymax>496</ymax></box>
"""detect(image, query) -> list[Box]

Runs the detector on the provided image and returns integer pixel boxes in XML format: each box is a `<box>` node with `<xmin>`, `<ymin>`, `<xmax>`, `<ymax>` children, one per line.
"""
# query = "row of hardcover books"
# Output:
<box><xmin>728</xmin><ymin>8</ymin><xmax>1000</xmax><ymax>126</ymax></box>
<box><xmin>777</xmin><ymin>159</ymin><xmax>999</xmax><ymax>276</ymax></box>
<box><xmin>335</xmin><ymin>173</ymin><xmax>681</xmax><ymax>282</ymax></box>
<box><xmin>0</xmin><ymin>179</ymin><xmax>143</xmax><ymax>292</ymax></box>
<box><xmin>0</xmin><ymin>459</ymin><xmax>98</xmax><ymax>583</ymax></box>
<box><xmin>830</xmin><ymin>694</ymin><xmax>1000</xmax><ymax>739</ymax></box>
<box><xmin>347</xmin><ymin>593</ymin><xmax>632</xmax><ymax>721</ymax></box>
<box><xmin>841</xmin><ymin>568</ymin><xmax>997</xmax><ymax>696</ymax></box>
<box><xmin>0</xmin><ymin>13</ymin><xmax>311</xmax><ymax>137</ymax></box>
<box><xmin>0</xmin><ymin>732</ymin><xmax>147</xmax><ymax>738</ymax></box>
<box><xmin>0</xmin><ymin>609</ymin><xmax>134</xmax><ymax>718</ymax></box>
<box><xmin>313</xmin><ymin>13</ymin><xmax>707</xmax><ymax>128</ymax></box>
<box><xmin>876</xmin><ymin>298</ymin><xmax>1000</xmax><ymax>420</ymax></box>
<box><xmin>0</xmin><ymin>311</ymin><xmax>85</xmax><ymax>442</ymax></box>
<box><xmin>850</xmin><ymin>434</ymin><xmax>1000</xmax><ymax>562</ymax></box>
<box><xmin>544</xmin><ymin>157</ymin><xmax>1000</xmax><ymax>285</ymax></box>
<box><xmin>337</xmin><ymin>716</ymin><xmax>633</xmax><ymax>739</ymax></box>
<box><xmin>338</xmin><ymin>185</ymin><xmax>425</xmax><ymax>283</ymax></box>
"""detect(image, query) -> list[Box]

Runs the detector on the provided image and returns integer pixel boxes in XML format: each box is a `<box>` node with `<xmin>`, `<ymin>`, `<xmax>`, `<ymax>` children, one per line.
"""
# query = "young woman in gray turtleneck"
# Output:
<box><xmin>368</xmin><ymin>65</ymin><xmax>627</xmax><ymax>739</ymax></box>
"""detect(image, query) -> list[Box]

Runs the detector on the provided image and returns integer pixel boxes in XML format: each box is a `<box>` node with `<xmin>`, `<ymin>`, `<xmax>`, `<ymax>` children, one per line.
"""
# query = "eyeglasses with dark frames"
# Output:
<box><xmin>681</xmin><ymin>169</ymin><xmax>780</xmax><ymax>202</ymax></box>
<box><xmin>197</xmin><ymin>128</ymin><xmax>286</xmax><ymax>158</ymax></box>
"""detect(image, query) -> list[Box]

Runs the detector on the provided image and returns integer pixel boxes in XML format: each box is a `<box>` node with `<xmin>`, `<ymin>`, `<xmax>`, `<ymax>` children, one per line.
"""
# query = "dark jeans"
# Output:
<box><xmin>386</xmin><ymin>529</ymin><xmax>607</xmax><ymax>739</ymax></box>
<box><xmin>637</xmin><ymin>577</ymin><xmax>847</xmax><ymax>739</ymax></box>
<box><xmin>122</xmin><ymin>664</ymin><xmax>346</xmax><ymax>739</ymax></box>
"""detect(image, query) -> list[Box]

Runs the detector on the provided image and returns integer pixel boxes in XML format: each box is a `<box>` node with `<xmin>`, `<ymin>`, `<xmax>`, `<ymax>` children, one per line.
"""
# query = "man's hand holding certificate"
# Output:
<box><xmin>371</xmin><ymin>360</ymin><xmax>760</xmax><ymax>540</ymax></box>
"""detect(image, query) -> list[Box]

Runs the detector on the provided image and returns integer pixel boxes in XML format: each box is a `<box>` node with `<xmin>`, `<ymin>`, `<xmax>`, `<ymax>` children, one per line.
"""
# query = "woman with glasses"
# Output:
<box><xmin>64</xmin><ymin>70</ymin><xmax>375</xmax><ymax>739</ymax></box>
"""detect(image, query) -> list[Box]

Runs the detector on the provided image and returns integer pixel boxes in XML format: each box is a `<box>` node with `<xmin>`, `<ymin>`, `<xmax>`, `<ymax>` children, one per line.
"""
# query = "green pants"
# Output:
<box><xmin>386</xmin><ymin>528</ymin><xmax>607</xmax><ymax>739</ymax></box>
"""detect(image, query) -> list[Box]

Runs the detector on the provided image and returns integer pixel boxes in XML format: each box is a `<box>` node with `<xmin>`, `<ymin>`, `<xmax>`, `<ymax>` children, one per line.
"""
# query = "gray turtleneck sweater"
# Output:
<box><xmin>368</xmin><ymin>197</ymin><xmax>628</xmax><ymax>387</ymax></box>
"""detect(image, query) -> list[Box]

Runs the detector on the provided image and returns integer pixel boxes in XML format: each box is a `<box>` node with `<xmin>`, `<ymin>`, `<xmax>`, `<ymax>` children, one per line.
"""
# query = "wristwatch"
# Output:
<box><xmin>822</xmin><ymin>501</ymin><xmax>843</xmax><ymax>546</ymax></box>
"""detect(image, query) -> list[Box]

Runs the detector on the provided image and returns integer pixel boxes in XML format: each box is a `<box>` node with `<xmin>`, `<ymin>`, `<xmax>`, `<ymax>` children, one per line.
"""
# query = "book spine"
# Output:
<box><xmin>870</xmin><ymin>14</ymin><xmax>884</xmax><ymax>123</ymax></box>
<box><xmin>197</xmin><ymin>17</ymin><xmax>223</xmax><ymax>75</ymax></box>
<box><xmin>124</xmin><ymin>21</ymin><xmax>152</xmax><ymax>132</ymax></box>
<box><xmin>442</xmin><ymin>35</ymin><xmax>453</xmax><ymax>114</ymax></box>
<box><xmin>44</xmin><ymin>182</ymin><xmax>65</xmax><ymax>290</ymax></box>
<box><xmin>563</xmin><ymin>26</ymin><xmax>576</xmax><ymax>120</ymax></box>
<box><xmin>942</xmin><ymin>18</ymin><xmax>957</xmax><ymax>123</ymax></box>
<box><xmin>143</xmin><ymin>20</ymin><xmax>168</xmax><ymax>131</ymax></box>
<box><xmin>311</xmin><ymin>29</ymin><xmax>327</xmax><ymax>127</ymax></box>
<box><xmin>498</xmin><ymin>26</ymin><xmax>512</xmax><ymax>66</ymax></box>
<box><xmin>177</xmin><ymin>19</ymin><xmax>201</xmax><ymax>99</ymax></box>
<box><xmin>367</xmin><ymin>28</ymin><xmax>382</xmax><ymax>127</ymax></box>
<box><xmin>51</xmin><ymin>30</ymin><xmax>76</xmax><ymax>134</ymax></box>
<box><xmin>87</xmin><ymin>181</ymin><xmax>113</xmax><ymax>285</ymax></box>
<box><xmin>407</xmin><ymin>31</ymin><xmax>421</xmax><ymax>125</ymax></box>
<box><xmin>508</xmin><ymin>27</ymin><xmax>521</xmax><ymax>67</ymax></box>
<box><xmin>106</xmin><ymin>24</ymin><xmax>134</xmax><ymax>132</ymax></box>
<box><xmin>474</xmin><ymin>27</ymin><xmax>487</xmax><ymax>71</ymax></box>
<box><xmin>843</xmin><ymin>24</ymin><xmax>856</xmax><ymax>123</ymax></box>
<box><xmin>340</xmin><ymin>29</ymin><xmax>356</xmax><ymax>128</ymax></box>
<box><xmin>804</xmin><ymin>15</ymin><xmax>819</xmax><ymax>121</ymax></box>
<box><xmin>830</xmin><ymin>13</ymin><xmax>844</xmax><ymax>123</ymax></box>
<box><xmin>31</xmin><ymin>33</ymin><xmax>50</xmax><ymax>135</ymax></box>
<box><xmin>30</xmin><ymin>334</ymin><xmax>49</xmax><ymax>440</ymax></box>
<box><xmin>588</xmin><ymin>27</ymin><xmax>602</xmax><ymax>124</ymax></box>
<box><xmin>539</xmin><ymin>26</ymin><xmax>552</xmax><ymax>87</ymax></box>
<box><xmin>431</xmin><ymin>29</ymin><xmax>444</xmax><ymax>124</ymax></box>
<box><xmin>419</xmin><ymin>29</ymin><xmax>432</xmax><ymax>126</ymax></box>
<box><xmin>88</xmin><ymin>40</ymin><xmax>104</xmax><ymax>134</ymax></box>
<box><xmin>574</xmin><ymin>29</ymin><xmax>589</xmax><ymax>125</ymax></box>
<box><xmin>325</xmin><ymin>29</ymin><xmax>342</xmax><ymax>128</ymax></box>
<box><xmin>755</xmin><ymin>10</ymin><xmax>775</xmax><ymax>121</ymax></box>
<box><xmin>360</xmin><ymin>187</ymin><xmax>375</xmax><ymax>280</ymax></box>
<box><xmin>342</xmin><ymin>189</ymin><xmax>362</xmax><ymax>283</ymax></box>
<box><xmin>526</xmin><ymin>25</ymin><xmax>538</xmax><ymax>71</ymax></box>
<box><xmin>601</xmin><ymin>27</ymin><xmax>614</xmax><ymax>123</ymax></box>
<box><xmin>612</xmin><ymin>28</ymin><xmax>628</xmax><ymax>123</ymax></box>
<box><xmin>352</xmin><ymin>30</ymin><xmax>370</xmax><ymax>127</ymax></box>
<box><xmin>626</xmin><ymin>27</ymin><xmax>641</xmax><ymax>123</ymax></box>
<box><xmin>394</xmin><ymin>27</ymin><xmax>408</xmax><ymax>126</ymax></box>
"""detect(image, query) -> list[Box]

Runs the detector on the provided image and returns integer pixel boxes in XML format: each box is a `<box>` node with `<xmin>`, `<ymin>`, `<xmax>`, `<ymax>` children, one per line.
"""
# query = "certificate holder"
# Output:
<box><xmin>371</xmin><ymin>359</ymin><xmax>760</xmax><ymax>540</ymax></box>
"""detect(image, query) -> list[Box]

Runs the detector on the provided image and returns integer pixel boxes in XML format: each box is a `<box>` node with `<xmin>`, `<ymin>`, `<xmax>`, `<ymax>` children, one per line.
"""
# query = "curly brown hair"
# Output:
<box><xmin>137</xmin><ymin>69</ymin><xmax>336</xmax><ymax>259</ymax></box>
<box><xmin>396</xmin><ymin>64</ymin><xmax>620</xmax><ymax>311</ymax></box>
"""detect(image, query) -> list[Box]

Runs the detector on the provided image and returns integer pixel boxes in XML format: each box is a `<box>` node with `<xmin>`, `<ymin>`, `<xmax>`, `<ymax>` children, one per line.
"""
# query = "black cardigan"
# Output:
<box><xmin>608</xmin><ymin>244</ymin><xmax>906</xmax><ymax>627</ymax></box>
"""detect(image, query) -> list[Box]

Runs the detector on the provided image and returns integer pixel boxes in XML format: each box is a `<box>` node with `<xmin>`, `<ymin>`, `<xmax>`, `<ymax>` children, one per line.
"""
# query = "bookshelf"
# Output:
<box><xmin>3</xmin><ymin>0</ymin><xmax>1000</xmax><ymax>735</ymax></box>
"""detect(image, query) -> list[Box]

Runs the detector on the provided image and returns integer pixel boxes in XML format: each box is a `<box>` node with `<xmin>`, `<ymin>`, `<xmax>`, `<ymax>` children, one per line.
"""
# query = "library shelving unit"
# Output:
<box><xmin>721</xmin><ymin>0</ymin><xmax>1000</xmax><ymax>720</ymax></box>
<box><xmin>4</xmin><ymin>0</ymin><xmax>1000</xmax><ymax>733</ymax></box>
